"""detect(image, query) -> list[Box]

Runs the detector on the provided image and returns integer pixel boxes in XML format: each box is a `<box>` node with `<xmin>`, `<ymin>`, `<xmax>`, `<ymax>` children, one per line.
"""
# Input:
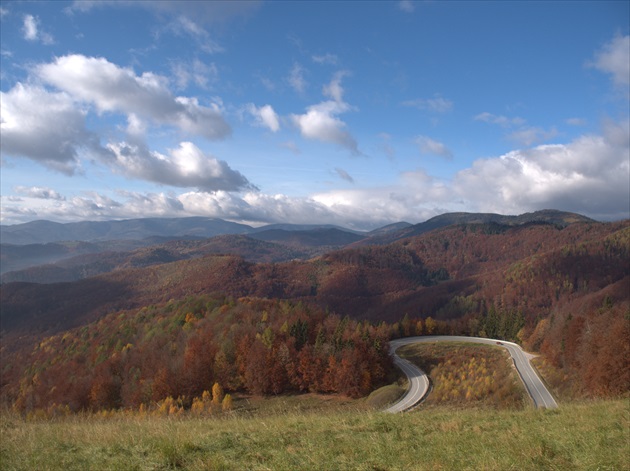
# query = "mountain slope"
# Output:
<box><xmin>357</xmin><ymin>209</ymin><xmax>596</xmax><ymax>246</ymax></box>
<box><xmin>1</xmin><ymin>235</ymin><xmax>314</xmax><ymax>284</ymax></box>
<box><xmin>2</xmin><ymin>215</ymin><xmax>627</xmax><ymax>408</ymax></box>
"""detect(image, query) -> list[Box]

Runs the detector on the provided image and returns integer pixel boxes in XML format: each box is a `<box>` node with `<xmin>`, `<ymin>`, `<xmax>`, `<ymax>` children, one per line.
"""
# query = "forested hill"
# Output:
<box><xmin>353</xmin><ymin>209</ymin><xmax>595</xmax><ymax>246</ymax></box>
<box><xmin>1</xmin><ymin>218</ymin><xmax>628</xmax><ymax>413</ymax></box>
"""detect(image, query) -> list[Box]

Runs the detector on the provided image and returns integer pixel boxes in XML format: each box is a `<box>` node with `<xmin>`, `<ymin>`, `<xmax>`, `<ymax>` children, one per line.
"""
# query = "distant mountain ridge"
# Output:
<box><xmin>357</xmin><ymin>209</ymin><xmax>596</xmax><ymax>246</ymax></box>
<box><xmin>0</xmin><ymin>217</ymin><xmax>253</xmax><ymax>245</ymax></box>
<box><xmin>1</xmin><ymin>210</ymin><xmax>595</xmax><ymax>246</ymax></box>
<box><xmin>1</xmin><ymin>210</ymin><xmax>598</xmax><ymax>278</ymax></box>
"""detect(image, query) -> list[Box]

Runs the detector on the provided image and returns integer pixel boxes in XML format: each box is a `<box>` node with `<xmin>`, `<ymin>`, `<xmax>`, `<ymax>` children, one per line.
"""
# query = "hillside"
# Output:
<box><xmin>1</xmin><ymin>235</ymin><xmax>314</xmax><ymax>284</ymax></box>
<box><xmin>357</xmin><ymin>209</ymin><xmax>595</xmax><ymax>246</ymax></box>
<box><xmin>1</xmin><ymin>216</ymin><xmax>628</xmax><ymax>413</ymax></box>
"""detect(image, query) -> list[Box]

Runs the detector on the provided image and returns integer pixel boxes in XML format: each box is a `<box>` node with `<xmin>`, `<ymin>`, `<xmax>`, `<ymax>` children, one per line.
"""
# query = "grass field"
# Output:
<box><xmin>1</xmin><ymin>399</ymin><xmax>628</xmax><ymax>470</ymax></box>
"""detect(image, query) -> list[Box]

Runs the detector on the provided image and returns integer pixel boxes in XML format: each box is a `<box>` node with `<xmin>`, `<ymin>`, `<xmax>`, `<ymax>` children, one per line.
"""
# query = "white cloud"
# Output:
<box><xmin>14</xmin><ymin>186</ymin><xmax>66</xmax><ymax>201</ymax></box>
<box><xmin>415</xmin><ymin>135</ymin><xmax>453</xmax><ymax>159</ymax></box>
<box><xmin>402</xmin><ymin>95</ymin><xmax>453</xmax><ymax>113</ymax></box>
<box><xmin>246</xmin><ymin>104</ymin><xmax>280</xmax><ymax>132</ymax></box>
<box><xmin>22</xmin><ymin>14</ymin><xmax>37</xmax><ymax>40</ymax></box>
<box><xmin>37</xmin><ymin>54</ymin><xmax>231</xmax><ymax>140</ymax></box>
<box><xmin>398</xmin><ymin>1</ymin><xmax>415</xmax><ymax>13</ymax></box>
<box><xmin>312</xmin><ymin>53</ymin><xmax>338</xmax><ymax>65</ymax></box>
<box><xmin>0</xmin><ymin>7</ymin><xmax>9</xmax><ymax>19</ymax></box>
<box><xmin>588</xmin><ymin>34</ymin><xmax>630</xmax><ymax>87</ymax></box>
<box><xmin>291</xmin><ymin>101</ymin><xmax>358</xmax><ymax>154</ymax></box>
<box><xmin>126</xmin><ymin>114</ymin><xmax>147</xmax><ymax>139</ymax></box>
<box><xmin>67</xmin><ymin>1</ymin><xmax>261</xmax><ymax>25</ymax></box>
<box><xmin>171</xmin><ymin>59</ymin><xmax>218</xmax><ymax>90</ymax></box>
<box><xmin>507</xmin><ymin>126</ymin><xmax>558</xmax><ymax>147</ymax></box>
<box><xmin>0</xmin><ymin>83</ymin><xmax>101</xmax><ymax>174</ymax></box>
<box><xmin>474</xmin><ymin>112</ymin><xmax>526</xmax><ymax>127</ymax></box>
<box><xmin>22</xmin><ymin>14</ymin><xmax>54</xmax><ymax>44</ymax></box>
<box><xmin>323</xmin><ymin>71</ymin><xmax>348</xmax><ymax>103</ymax></box>
<box><xmin>106</xmin><ymin>141</ymin><xmax>253</xmax><ymax>192</ymax></box>
<box><xmin>454</xmin><ymin>120</ymin><xmax>629</xmax><ymax>220</ymax></box>
<box><xmin>291</xmin><ymin>73</ymin><xmax>359</xmax><ymax>154</ymax></box>
<box><xmin>566</xmin><ymin>117</ymin><xmax>587</xmax><ymax>127</ymax></box>
<box><xmin>475</xmin><ymin>112</ymin><xmax>556</xmax><ymax>146</ymax></box>
<box><xmin>288</xmin><ymin>63</ymin><xmax>307</xmax><ymax>93</ymax></box>
<box><xmin>166</xmin><ymin>16</ymin><xmax>224</xmax><ymax>53</ymax></box>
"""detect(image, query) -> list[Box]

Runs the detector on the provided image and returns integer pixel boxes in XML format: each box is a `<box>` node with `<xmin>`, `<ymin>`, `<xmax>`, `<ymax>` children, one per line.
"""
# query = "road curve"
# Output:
<box><xmin>384</xmin><ymin>335</ymin><xmax>557</xmax><ymax>413</ymax></box>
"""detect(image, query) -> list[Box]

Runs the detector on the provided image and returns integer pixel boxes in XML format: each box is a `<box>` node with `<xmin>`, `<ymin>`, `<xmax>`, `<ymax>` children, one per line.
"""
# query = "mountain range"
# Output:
<box><xmin>1</xmin><ymin>209</ymin><xmax>627</xmax><ymax>413</ymax></box>
<box><xmin>1</xmin><ymin>210</ymin><xmax>594</xmax><ymax>280</ymax></box>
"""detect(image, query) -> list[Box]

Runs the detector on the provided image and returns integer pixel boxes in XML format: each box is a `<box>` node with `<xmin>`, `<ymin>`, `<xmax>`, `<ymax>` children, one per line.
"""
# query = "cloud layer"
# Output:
<box><xmin>4</xmin><ymin>119</ymin><xmax>627</xmax><ymax>228</ymax></box>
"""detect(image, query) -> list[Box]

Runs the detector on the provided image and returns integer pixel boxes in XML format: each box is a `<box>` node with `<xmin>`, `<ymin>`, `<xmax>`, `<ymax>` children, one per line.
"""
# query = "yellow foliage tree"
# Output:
<box><xmin>222</xmin><ymin>393</ymin><xmax>233</xmax><ymax>411</ymax></box>
<box><xmin>212</xmin><ymin>382</ymin><xmax>224</xmax><ymax>405</ymax></box>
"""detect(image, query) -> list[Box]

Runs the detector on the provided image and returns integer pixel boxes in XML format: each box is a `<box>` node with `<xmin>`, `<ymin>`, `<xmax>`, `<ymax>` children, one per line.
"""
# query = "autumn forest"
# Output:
<box><xmin>1</xmin><ymin>212</ymin><xmax>628</xmax><ymax>416</ymax></box>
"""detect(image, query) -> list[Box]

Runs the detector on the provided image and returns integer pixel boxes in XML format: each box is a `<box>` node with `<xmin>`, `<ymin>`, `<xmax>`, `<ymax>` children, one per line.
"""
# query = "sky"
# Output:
<box><xmin>0</xmin><ymin>1</ymin><xmax>629</xmax><ymax>230</ymax></box>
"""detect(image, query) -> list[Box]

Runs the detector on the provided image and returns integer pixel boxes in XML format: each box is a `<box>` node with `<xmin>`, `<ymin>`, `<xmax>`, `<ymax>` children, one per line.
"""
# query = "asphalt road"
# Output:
<box><xmin>384</xmin><ymin>335</ymin><xmax>558</xmax><ymax>413</ymax></box>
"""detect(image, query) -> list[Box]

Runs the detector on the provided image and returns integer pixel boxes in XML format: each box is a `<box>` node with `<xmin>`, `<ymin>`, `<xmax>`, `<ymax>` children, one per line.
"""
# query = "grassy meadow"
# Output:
<box><xmin>1</xmin><ymin>398</ymin><xmax>628</xmax><ymax>471</ymax></box>
<box><xmin>2</xmin><ymin>342</ymin><xmax>627</xmax><ymax>470</ymax></box>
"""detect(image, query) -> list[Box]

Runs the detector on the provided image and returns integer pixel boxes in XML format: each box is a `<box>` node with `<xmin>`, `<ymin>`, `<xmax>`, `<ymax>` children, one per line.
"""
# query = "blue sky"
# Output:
<box><xmin>1</xmin><ymin>1</ymin><xmax>628</xmax><ymax>230</ymax></box>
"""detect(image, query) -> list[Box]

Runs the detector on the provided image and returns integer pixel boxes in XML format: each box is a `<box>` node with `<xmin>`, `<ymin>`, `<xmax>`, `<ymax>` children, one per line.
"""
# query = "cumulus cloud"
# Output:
<box><xmin>106</xmin><ymin>141</ymin><xmax>254</xmax><ymax>192</ymax></box>
<box><xmin>292</xmin><ymin>101</ymin><xmax>358</xmax><ymax>154</ymax></box>
<box><xmin>22</xmin><ymin>14</ymin><xmax>54</xmax><ymax>44</ymax></box>
<box><xmin>291</xmin><ymin>73</ymin><xmax>359</xmax><ymax>154</ymax></box>
<box><xmin>37</xmin><ymin>54</ymin><xmax>231</xmax><ymax>140</ymax></box>
<box><xmin>415</xmin><ymin>135</ymin><xmax>453</xmax><ymax>159</ymax></box>
<box><xmin>246</xmin><ymin>104</ymin><xmax>280</xmax><ymax>132</ymax></box>
<box><xmin>3</xmin><ymin>112</ymin><xmax>627</xmax><ymax>227</ymax></box>
<box><xmin>14</xmin><ymin>186</ymin><xmax>66</xmax><ymax>201</ymax></box>
<box><xmin>0</xmin><ymin>83</ymin><xmax>102</xmax><ymax>174</ymax></box>
<box><xmin>288</xmin><ymin>63</ymin><xmax>307</xmax><ymax>93</ymax></box>
<box><xmin>588</xmin><ymin>34</ymin><xmax>630</xmax><ymax>87</ymax></box>
<box><xmin>454</xmin><ymin>120</ymin><xmax>630</xmax><ymax>220</ymax></box>
<box><xmin>402</xmin><ymin>95</ymin><xmax>453</xmax><ymax>113</ymax></box>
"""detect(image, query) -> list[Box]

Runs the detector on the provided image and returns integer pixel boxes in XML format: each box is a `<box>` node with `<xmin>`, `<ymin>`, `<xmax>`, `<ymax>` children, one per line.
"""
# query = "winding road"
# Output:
<box><xmin>384</xmin><ymin>336</ymin><xmax>558</xmax><ymax>413</ymax></box>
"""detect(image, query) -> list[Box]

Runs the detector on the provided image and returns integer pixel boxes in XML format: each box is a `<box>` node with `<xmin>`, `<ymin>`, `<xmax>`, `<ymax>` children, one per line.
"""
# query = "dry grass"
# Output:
<box><xmin>1</xmin><ymin>399</ymin><xmax>628</xmax><ymax>470</ymax></box>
